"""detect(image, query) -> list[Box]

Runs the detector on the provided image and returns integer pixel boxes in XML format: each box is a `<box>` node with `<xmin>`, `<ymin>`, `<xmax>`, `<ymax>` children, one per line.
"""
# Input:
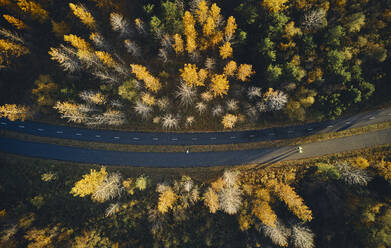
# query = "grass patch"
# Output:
<box><xmin>1</xmin><ymin>121</ymin><xmax>391</xmax><ymax>152</ymax></box>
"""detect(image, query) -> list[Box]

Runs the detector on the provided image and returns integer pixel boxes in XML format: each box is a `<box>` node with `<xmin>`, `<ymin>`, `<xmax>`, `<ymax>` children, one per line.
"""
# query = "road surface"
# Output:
<box><xmin>1</xmin><ymin>107</ymin><xmax>391</xmax><ymax>146</ymax></box>
<box><xmin>1</xmin><ymin>128</ymin><xmax>390</xmax><ymax>167</ymax></box>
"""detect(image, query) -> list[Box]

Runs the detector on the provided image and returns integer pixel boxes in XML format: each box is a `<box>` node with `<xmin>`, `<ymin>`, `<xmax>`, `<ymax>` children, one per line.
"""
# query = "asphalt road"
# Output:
<box><xmin>1</xmin><ymin>107</ymin><xmax>391</xmax><ymax>146</ymax></box>
<box><xmin>1</xmin><ymin>129</ymin><xmax>390</xmax><ymax>167</ymax></box>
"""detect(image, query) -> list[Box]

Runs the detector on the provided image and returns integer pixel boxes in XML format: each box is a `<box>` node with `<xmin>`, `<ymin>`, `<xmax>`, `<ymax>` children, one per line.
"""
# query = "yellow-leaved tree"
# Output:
<box><xmin>95</xmin><ymin>51</ymin><xmax>116</xmax><ymax>68</ymax></box>
<box><xmin>130</xmin><ymin>64</ymin><xmax>161</xmax><ymax>93</ymax></box>
<box><xmin>284</xmin><ymin>21</ymin><xmax>302</xmax><ymax>39</ymax></box>
<box><xmin>221</xmin><ymin>113</ymin><xmax>238</xmax><ymax>129</ymax></box>
<box><xmin>70</xmin><ymin>167</ymin><xmax>107</xmax><ymax>198</ymax></box>
<box><xmin>203</xmin><ymin>187</ymin><xmax>219</xmax><ymax>213</ymax></box>
<box><xmin>63</xmin><ymin>34</ymin><xmax>91</xmax><ymax>51</ymax></box>
<box><xmin>223</xmin><ymin>60</ymin><xmax>237</xmax><ymax>76</ymax></box>
<box><xmin>0</xmin><ymin>104</ymin><xmax>30</xmax><ymax>121</ymax></box>
<box><xmin>238</xmin><ymin>203</ymin><xmax>253</xmax><ymax>231</ymax></box>
<box><xmin>224</xmin><ymin>16</ymin><xmax>237</xmax><ymax>41</ymax></box>
<box><xmin>251</xmin><ymin>199</ymin><xmax>277</xmax><ymax>227</ymax></box>
<box><xmin>209</xmin><ymin>3</ymin><xmax>221</xmax><ymax>24</ymax></box>
<box><xmin>375</xmin><ymin>160</ymin><xmax>391</xmax><ymax>183</ymax></box>
<box><xmin>249</xmin><ymin>188</ymin><xmax>277</xmax><ymax>227</ymax></box>
<box><xmin>24</xmin><ymin>225</ymin><xmax>63</xmax><ymax>248</ymax></box>
<box><xmin>53</xmin><ymin>101</ymin><xmax>86</xmax><ymax>123</ymax></box>
<box><xmin>183</xmin><ymin>11</ymin><xmax>197</xmax><ymax>53</ymax></box>
<box><xmin>157</xmin><ymin>187</ymin><xmax>177</xmax><ymax>214</ymax></box>
<box><xmin>180</xmin><ymin>64</ymin><xmax>205</xmax><ymax>87</ymax></box>
<box><xmin>16</xmin><ymin>0</ymin><xmax>48</xmax><ymax>23</ymax></box>
<box><xmin>69</xmin><ymin>3</ymin><xmax>96</xmax><ymax>29</ymax></box>
<box><xmin>210</xmin><ymin>74</ymin><xmax>229</xmax><ymax>97</ymax></box>
<box><xmin>269</xmin><ymin>180</ymin><xmax>313</xmax><ymax>222</ymax></box>
<box><xmin>3</xmin><ymin>14</ymin><xmax>27</xmax><ymax>29</ymax></box>
<box><xmin>237</xmin><ymin>64</ymin><xmax>255</xmax><ymax>82</ymax></box>
<box><xmin>76</xmin><ymin>49</ymin><xmax>95</xmax><ymax>62</ymax></box>
<box><xmin>209</xmin><ymin>31</ymin><xmax>223</xmax><ymax>47</ymax></box>
<box><xmin>198</xmin><ymin>68</ymin><xmax>208</xmax><ymax>84</ymax></box>
<box><xmin>203</xmin><ymin>16</ymin><xmax>215</xmax><ymax>37</ymax></box>
<box><xmin>196</xmin><ymin>0</ymin><xmax>208</xmax><ymax>24</ymax></box>
<box><xmin>141</xmin><ymin>93</ymin><xmax>155</xmax><ymax>106</ymax></box>
<box><xmin>262</xmin><ymin>0</ymin><xmax>289</xmax><ymax>13</ymax></box>
<box><xmin>0</xmin><ymin>39</ymin><xmax>29</xmax><ymax>66</ymax></box>
<box><xmin>172</xmin><ymin>34</ymin><xmax>184</xmax><ymax>54</ymax></box>
<box><xmin>219</xmin><ymin>42</ymin><xmax>233</xmax><ymax>59</ymax></box>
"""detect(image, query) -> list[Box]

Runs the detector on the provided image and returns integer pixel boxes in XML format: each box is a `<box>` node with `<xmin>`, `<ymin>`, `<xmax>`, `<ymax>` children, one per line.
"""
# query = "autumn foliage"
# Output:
<box><xmin>69</xmin><ymin>3</ymin><xmax>96</xmax><ymax>29</ymax></box>
<box><xmin>39</xmin><ymin>0</ymin><xmax>265</xmax><ymax>129</ymax></box>
<box><xmin>130</xmin><ymin>64</ymin><xmax>161</xmax><ymax>93</ymax></box>
<box><xmin>219</xmin><ymin>42</ymin><xmax>233</xmax><ymax>59</ymax></box>
<box><xmin>0</xmin><ymin>104</ymin><xmax>30</xmax><ymax>121</ymax></box>
<box><xmin>70</xmin><ymin>167</ymin><xmax>107</xmax><ymax>198</ymax></box>
<box><xmin>210</xmin><ymin>74</ymin><xmax>229</xmax><ymax>97</ymax></box>
<box><xmin>16</xmin><ymin>0</ymin><xmax>48</xmax><ymax>23</ymax></box>
<box><xmin>157</xmin><ymin>187</ymin><xmax>177</xmax><ymax>213</ymax></box>
<box><xmin>3</xmin><ymin>14</ymin><xmax>27</xmax><ymax>29</ymax></box>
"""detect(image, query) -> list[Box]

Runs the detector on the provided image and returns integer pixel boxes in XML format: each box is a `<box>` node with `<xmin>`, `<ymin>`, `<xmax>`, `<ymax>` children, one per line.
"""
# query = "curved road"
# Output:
<box><xmin>1</xmin><ymin>107</ymin><xmax>391</xmax><ymax>145</ymax></box>
<box><xmin>1</xmin><ymin>128</ymin><xmax>390</xmax><ymax>167</ymax></box>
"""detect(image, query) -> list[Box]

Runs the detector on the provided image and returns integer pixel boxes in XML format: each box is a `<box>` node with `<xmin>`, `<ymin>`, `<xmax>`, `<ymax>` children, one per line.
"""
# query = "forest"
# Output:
<box><xmin>0</xmin><ymin>0</ymin><xmax>390</xmax><ymax>130</ymax></box>
<box><xmin>1</xmin><ymin>0</ymin><xmax>391</xmax><ymax>247</ymax></box>
<box><xmin>0</xmin><ymin>146</ymin><xmax>391</xmax><ymax>247</ymax></box>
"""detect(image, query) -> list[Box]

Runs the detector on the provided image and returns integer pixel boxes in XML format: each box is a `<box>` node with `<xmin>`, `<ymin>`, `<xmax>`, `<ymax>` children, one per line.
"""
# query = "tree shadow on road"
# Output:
<box><xmin>254</xmin><ymin>147</ymin><xmax>298</xmax><ymax>168</ymax></box>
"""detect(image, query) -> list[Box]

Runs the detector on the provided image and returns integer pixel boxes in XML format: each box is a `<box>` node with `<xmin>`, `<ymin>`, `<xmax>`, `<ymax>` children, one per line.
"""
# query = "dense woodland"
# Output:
<box><xmin>0</xmin><ymin>147</ymin><xmax>391</xmax><ymax>247</ymax></box>
<box><xmin>0</xmin><ymin>0</ymin><xmax>390</xmax><ymax>130</ymax></box>
<box><xmin>1</xmin><ymin>1</ymin><xmax>391</xmax><ymax>247</ymax></box>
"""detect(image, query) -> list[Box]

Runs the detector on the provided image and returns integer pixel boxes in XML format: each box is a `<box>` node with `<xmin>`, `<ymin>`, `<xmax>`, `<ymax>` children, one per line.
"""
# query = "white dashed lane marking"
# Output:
<box><xmin>230</xmin><ymin>136</ymin><xmax>236</xmax><ymax>139</ymax></box>
<box><xmin>268</xmin><ymin>133</ymin><xmax>275</xmax><ymax>136</ymax></box>
<box><xmin>288</xmin><ymin>130</ymin><xmax>294</xmax><ymax>133</ymax></box>
<box><xmin>132</xmin><ymin>137</ymin><xmax>140</xmax><ymax>140</ymax></box>
<box><xmin>369</xmin><ymin>116</ymin><xmax>375</xmax><ymax>120</ymax></box>
<box><xmin>18</xmin><ymin>125</ymin><xmax>25</xmax><ymax>128</ymax></box>
<box><xmin>1</xmin><ymin>122</ymin><xmax>7</xmax><ymax>125</ymax></box>
<box><xmin>37</xmin><ymin>128</ymin><xmax>44</xmax><ymax>131</ymax></box>
<box><xmin>75</xmin><ymin>133</ymin><xmax>82</xmax><ymax>136</ymax></box>
<box><xmin>95</xmin><ymin>135</ymin><xmax>101</xmax><ymax>138</ymax></box>
<box><xmin>249</xmin><ymin>134</ymin><xmax>255</xmax><ymax>138</ymax></box>
<box><xmin>209</xmin><ymin>137</ymin><xmax>216</xmax><ymax>140</ymax></box>
<box><xmin>327</xmin><ymin>125</ymin><xmax>334</xmax><ymax>128</ymax></box>
<box><xmin>153</xmin><ymin>138</ymin><xmax>159</xmax><ymax>141</ymax></box>
<box><xmin>191</xmin><ymin>137</ymin><xmax>198</xmax><ymax>140</ymax></box>
<box><xmin>114</xmin><ymin>137</ymin><xmax>120</xmax><ymax>139</ymax></box>
<box><xmin>307</xmin><ymin>128</ymin><xmax>313</xmax><ymax>131</ymax></box>
<box><xmin>345</xmin><ymin>121</ymin><xmax>351</xmax><ymax>124</ymax></box>
<box><xmin>171</xmin><ymin>138</ymin><xmax>178</xmax><ymax>141</ymax></box>
<box><xmin>56</xmin><ymin>131</ymin><xmax>63</xmax><ymax>134</ymax></box>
